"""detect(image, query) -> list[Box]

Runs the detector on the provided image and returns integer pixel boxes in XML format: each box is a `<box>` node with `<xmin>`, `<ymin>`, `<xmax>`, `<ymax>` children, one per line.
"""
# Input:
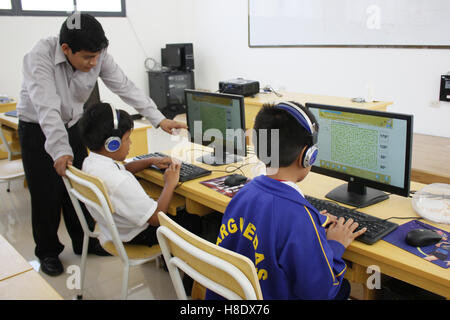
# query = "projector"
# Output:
<box><xmin>219</xmin><ymin>78</ymin><xmax>260</xmax><ymax>97</ymax></box>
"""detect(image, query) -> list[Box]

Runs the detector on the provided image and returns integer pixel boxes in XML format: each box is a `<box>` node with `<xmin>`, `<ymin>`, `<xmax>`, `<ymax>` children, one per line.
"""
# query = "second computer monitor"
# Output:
<box><xmin>306</xmin><ymin>103</ymin><xmax>413</xmax><ymax>208</ymax></box>
<box><xmin>185</xmin><ymin>89</ymin><xmax>247</xmax><ymax>166</ymax></box>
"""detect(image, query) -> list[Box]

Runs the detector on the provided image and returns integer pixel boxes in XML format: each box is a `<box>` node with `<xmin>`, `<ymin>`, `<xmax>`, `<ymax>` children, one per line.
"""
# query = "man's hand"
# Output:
<box><xmin>158</xmin><ymin>119</ymin><xmax>187</xmax><ymax>135</ymax></box>
<box><xmin>54</xmin><ymin>155</ymin><xmax>73</xmax><ymax>177</ymax></box>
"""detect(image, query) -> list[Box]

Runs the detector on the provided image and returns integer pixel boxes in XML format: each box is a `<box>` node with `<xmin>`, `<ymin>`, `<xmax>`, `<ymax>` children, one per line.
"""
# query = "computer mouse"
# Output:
<box><xmin>405</xmin><ymin>229</ymin><xmax>442</xmax><ymax>247</ymax></box>
<box><xmin>224</xmin><ymin>174</ymin><xmax>248</xmax><ymax>187</ymax></box>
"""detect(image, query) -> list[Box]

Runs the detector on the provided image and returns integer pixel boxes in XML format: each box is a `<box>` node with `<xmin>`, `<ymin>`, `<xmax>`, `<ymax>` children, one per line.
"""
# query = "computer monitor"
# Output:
<box><xmin>161</xmin><ymin>46</ymin><xmax>182</xmax><ymax>69</ymax></box>
<box><xmin>185</xmin><ymin>89</ymin><xmax>247</xmax><ymax>166</ymax></box>
<box><xmin>306</xmin><ymin>103</ymin><xmax>413</xmax><ymax>208</ymax></box>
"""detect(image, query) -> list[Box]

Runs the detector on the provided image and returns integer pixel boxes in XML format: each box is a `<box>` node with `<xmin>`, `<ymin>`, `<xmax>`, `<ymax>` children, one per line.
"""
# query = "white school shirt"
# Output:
<box><xmin>18</xmin><ymin>36</ymin><xmax>165</xmax><ymax>161</ymax></box>
<box><xmin>82</xmin><ymin>152</ymin><xmax>157</xmax><ymax>244</ymax></box>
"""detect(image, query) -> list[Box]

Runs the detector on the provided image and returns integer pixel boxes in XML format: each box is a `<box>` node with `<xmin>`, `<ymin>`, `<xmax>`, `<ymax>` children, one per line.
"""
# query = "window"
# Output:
<box><xmin>0</xmin><ymin>0</ymin><xmax>126</xmax><ymax>16</ymax></box>
<box><xmin>0</xmin><ymin>0</ymin><xmax>12</xmax><ymax>10</ymax></box>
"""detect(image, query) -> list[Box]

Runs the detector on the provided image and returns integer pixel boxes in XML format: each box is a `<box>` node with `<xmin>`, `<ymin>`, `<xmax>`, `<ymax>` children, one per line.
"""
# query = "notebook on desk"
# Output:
<box><xmin>4</xmin><ymin>110</ymin><xmax>17</xmax><ymax>117</ymax></box>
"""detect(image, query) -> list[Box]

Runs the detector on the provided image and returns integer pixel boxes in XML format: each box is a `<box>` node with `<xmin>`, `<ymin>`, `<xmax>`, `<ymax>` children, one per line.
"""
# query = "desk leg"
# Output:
<box><xmin>191</xmin><ymin>281</ymin><xmax>206</xmax><ymax>300</ymax></box>
<box><xmin>345</xmin><ymin>263</ymin><xmax>377</xmax><ymax>300</ymax></box>
<box><xmin>185</xmin><ymin>198</ymin><xmax>214</xmax><ymax>216</ymax></box>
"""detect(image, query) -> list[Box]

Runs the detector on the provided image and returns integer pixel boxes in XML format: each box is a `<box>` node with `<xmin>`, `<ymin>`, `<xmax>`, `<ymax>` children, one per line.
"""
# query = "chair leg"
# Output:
<box><xmin>156</xmin><ymin>255</ymin><xmax>162</xmax><ymax>269</ymax></box>
<box><xmin>121</xmin><ymin>264</ymin><xmax>130</xmax><ymax>300</ymax></box>
<box><xmin>7</xmin><ymin>180</ymin><xmax>10</xmax><ymax>192</ymax></box>
<box><xmin>167</xmin><ymin>259</ymin><xmax>188</xmax><ymax>300</ymax></box>
<box><xmin>78</xmin><ymin>234</ymin><xmax>90</xmax><ymax>300</ymax></box>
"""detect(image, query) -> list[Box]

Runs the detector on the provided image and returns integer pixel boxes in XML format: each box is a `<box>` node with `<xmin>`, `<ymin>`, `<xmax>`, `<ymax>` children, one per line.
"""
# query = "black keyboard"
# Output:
<box><xmin>305</xmin><ymin>195</ymin><xmax>398</xmax><ymax>245</ymax></box>
<box><xmin>134</xmin><ymin>152</ymin><xmax>212</xmax><ymax>182</ymax></box>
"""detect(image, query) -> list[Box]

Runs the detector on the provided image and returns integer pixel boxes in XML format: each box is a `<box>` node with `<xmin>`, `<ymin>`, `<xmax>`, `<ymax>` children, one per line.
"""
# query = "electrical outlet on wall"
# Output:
<box><xmin>430</xmin><ymin>100</ymin><xmax>440</xmax><ymax>108</ymax></box>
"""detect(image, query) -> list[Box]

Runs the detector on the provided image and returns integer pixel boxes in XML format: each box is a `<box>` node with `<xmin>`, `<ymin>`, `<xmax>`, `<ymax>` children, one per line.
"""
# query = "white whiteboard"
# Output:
<box><xmin>248</xmin><ymin>0</ymin><xmax>450</xmax><ymax>48</ymax></box>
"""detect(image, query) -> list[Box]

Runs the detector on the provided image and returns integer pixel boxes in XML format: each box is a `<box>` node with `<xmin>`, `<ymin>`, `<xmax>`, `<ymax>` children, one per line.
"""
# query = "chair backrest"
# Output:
<box><xmin>63</xmin><ymin>165</ymin><xmax>127</xmax><ymax>259</ymax></box>
<box><xmin>157</xmin><ymin>211</ymin><xmax>263</xmax><ymax>300</ymax></box>
<box><xmin>0</xmin><ymin>124</ymin><xmax>14</xmax><ymax>160</ymax></box>
<box><xmin>65</xmin><ymin>165</ymin><xmax>114</xmax><ymax>213</ymax></box>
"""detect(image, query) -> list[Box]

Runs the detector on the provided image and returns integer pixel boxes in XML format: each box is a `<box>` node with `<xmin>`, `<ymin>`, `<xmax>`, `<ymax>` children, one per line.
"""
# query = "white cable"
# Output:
<box><xmin>125</xmin><ymin>15</ymin><xmax>161</xmax><ymax>71</ymax></box>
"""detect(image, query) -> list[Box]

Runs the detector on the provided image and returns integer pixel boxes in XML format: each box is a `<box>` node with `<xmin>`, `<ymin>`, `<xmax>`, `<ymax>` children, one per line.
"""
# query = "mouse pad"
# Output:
<box><xmin>200</xmin><ymin>175</ymin><xmax>249</xmax><ymax>198</ymax></box>
<box><xmin>383</xmin><ymin>220</ymin><xmax>450</xmax><ymax>269</ymax></box>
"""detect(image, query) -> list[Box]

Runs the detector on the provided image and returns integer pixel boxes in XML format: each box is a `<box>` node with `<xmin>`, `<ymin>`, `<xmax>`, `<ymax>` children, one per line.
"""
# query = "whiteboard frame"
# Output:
<box><xmin>247</xmin><ymin>0</ymin><xmax>450</xmax><ymax>49</ymax></box>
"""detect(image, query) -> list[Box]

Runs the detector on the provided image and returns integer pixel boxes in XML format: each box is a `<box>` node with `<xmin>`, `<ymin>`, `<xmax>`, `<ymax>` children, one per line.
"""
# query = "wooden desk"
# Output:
<box><xmin>128</xmin><ymin>120</ymin><xmax>152</xmax><ymax>157</ymax></box>
<box><xmin>0</xmin><ymin>100</ymin><xmax>17</xmax><ymax>113</ymax></box>
<box><xmin>136</xmin><ymin>143</ymin><xmax>450</xmax><ymax>299</ymax></box>
<box><xmin>411</xmin><ymin>133</ymin><xmax>450</xmax><ymax>185</ymax></box>
<box><xmin>0</xmin><ymin>234</ymin><xmax>62</xmax><ymax>299</ymax></box>
<box><xmin>0</xmin><ymin>112</ymin><xmax>152</xmax><ymax>159</ymax></box>
<box><xmin>0</xmin><ymin>234</ymin><xmax>33</xmax><ymax>281</ymax></box>
<box><xmin>0</xmin><ymin>268</ymin><xmax>63</xmax><ymax>300</ymax></box>
<box><xmin>244</xmin><ymin>91</ymin><xmax>393</xmax><ymax>130</ymax></box>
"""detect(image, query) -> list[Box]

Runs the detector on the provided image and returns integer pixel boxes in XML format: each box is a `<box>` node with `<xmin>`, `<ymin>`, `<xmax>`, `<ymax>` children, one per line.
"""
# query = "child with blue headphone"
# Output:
<box><xmin>206</xmin><ymin>101</ymin><xmax>366</xmax><ymax>300</ymax></box>
<box><xmin>78</xmin><ymin>102</ymin><xmax>201</xmax><ymax>247</ymax></box>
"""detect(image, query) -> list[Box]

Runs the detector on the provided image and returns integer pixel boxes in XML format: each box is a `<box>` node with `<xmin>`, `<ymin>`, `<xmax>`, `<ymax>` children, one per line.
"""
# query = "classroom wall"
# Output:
<box><xmin>187</xmin><ymin>0</ymin><xmax>450</xmax><ymax>138</ymax></box>
<box><xmin>1</xmin><ymin>0</ymin><xmax>449</xmax><ymax>138</ymax></box>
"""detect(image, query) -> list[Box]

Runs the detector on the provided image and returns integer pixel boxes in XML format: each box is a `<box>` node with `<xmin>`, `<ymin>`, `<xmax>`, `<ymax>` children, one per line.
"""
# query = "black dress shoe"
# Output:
<box><xmin>88</xmin><ymin>241</ymin><xmax>111</xmax><ymax>256</ymax></box>
<box><xmin>74</xmin><ymin>239</ymin><xmax>111</xmax><ymax>256</ymax></box>
<box><xmin>40</xmin><ymin>257</ymin><xmax>64</xmax><ymax>276</ymax></box>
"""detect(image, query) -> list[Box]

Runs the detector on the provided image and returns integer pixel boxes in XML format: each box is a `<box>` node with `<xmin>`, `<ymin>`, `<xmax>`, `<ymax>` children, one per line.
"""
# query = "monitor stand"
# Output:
<box><xmin>197</xmin><ymin>152</ymin><xmax>244</xmax><ymax>166</ymax></box>
<box><xmin>325</xmin><ymin>181</ymin><xmax>389</xmax><ymax>208</ymax></box>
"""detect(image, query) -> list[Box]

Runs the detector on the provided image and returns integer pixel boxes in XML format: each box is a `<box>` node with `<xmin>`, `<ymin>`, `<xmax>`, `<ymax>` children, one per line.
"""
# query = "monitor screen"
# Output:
<box><xmin>185</xmin><ymin>89</ymin><xmax>247</xmax><ymax>166</ymax></box>
<box><xmin>306</xmin><ymin>103</ymin><xmax>413</xmax><ymax>207</ymax></box>
<box><xmin>161</xmin><ymin>46</ymin><xmax>181</xmax><ymax>69</ymax></box>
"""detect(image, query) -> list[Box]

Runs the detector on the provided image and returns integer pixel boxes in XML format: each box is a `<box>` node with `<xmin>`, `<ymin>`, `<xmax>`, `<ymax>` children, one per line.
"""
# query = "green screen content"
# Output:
<box><xmin>309</xmin><ymin>109</ymin><xmax>407</xmax><ymax>188</ymax></box>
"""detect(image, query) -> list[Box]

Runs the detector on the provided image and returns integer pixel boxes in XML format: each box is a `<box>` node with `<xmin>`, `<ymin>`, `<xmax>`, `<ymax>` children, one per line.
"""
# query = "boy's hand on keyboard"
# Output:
<box><xmin>151</xmin><ymin>157</ymin><xmax>172</xmax><ymax>169</ymax></box>
<box><xmin>326</xmin><ymin>217</ymin><xmax>367</xmax><ymax>248</ymax></box>
<box><xmin>163</xmin><ymin>162</ymin><xmax>181</xmax><ymax>189</ymax></box>
<box><xmin>320</xmin><ymin>210</ymin><xmax>338</xmax><ymax>227</ymax></box>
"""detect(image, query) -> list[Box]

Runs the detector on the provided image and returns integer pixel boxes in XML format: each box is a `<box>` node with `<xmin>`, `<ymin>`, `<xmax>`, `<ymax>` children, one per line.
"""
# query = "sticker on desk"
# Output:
<box><xmin>383</xmin><ymin>220</ymin><xmax>450</xmax><ymax>269</ymax></box>
<box><xmin>200</xmin><ymin>175</ymin><xmax>249</xmax><ymax>198</ymax></box>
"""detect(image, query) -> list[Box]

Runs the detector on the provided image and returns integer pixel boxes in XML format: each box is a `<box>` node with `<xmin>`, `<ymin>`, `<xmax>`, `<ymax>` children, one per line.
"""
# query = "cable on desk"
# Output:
<box><xmin>383</xmin><ymin>216</ymin><xmax>424</xmax><ymax>222</ymax></box>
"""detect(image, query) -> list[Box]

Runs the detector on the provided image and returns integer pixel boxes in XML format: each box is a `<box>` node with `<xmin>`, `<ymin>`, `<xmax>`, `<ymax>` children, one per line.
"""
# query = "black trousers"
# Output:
<box><xmin>126</xmin><ymin>210</ymin><xmax>202</xmax><ymax>246</ymax></box>
<box><xmin>18</xmin><ymin>120</ymin><xmax>96</xmax><ymax>259</ymax></box>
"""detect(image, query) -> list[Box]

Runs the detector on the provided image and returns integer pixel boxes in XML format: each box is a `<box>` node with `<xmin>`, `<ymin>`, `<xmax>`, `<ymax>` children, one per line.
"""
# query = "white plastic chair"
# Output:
<box><xmin>0</xmin><ymin>123</ymin><xmax>24</xmax><ymax>192</ymax></box>
<box><xmin>156</xmin><ymin>211</ymin><xmax>263</xmax><ymax>300</ymax></box>
<box><xmin>62</xmin><ymin>165</ymin><xmax>161</xmax><ymax>300</ymax></box>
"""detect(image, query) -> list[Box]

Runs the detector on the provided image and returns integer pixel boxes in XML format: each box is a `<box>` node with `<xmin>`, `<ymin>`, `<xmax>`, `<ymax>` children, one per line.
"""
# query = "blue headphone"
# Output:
<box><xmin>274</xmin><ymin>101</ymin><xmax>319</xmax><ymax>168</ymax></box>
<box><xmin>104</xmin><ymin>104</ymin><xmax>122</xmax><ymax>153</ymax></box>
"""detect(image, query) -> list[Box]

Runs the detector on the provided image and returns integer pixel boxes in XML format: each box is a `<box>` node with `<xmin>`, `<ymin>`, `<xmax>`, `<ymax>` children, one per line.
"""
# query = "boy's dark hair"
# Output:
<box><xmin>253</xmin><ymin>101</ymin><xmax>319</xmax><ymax>167</ymax></box>
<box><xmin>59</xmin><ymin>13</ymin><xmax>109</xmax><ymax>53</ymax></box>
<box><xmin>78</xmin><ymin>102</ymin><xmax>134</xmax><ymax>152</ymax></box>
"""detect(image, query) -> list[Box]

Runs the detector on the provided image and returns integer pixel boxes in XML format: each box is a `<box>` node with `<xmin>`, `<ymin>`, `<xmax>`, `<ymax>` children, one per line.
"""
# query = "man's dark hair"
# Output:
<box><xmin>253</xmin><ymin>101</ymin><xmax>318</xmax><ymax>167</ymax></box>
<box><xmin>78</xmin><ymin>102</ymin><xmax>134</xmax><ymax>152</ymax></box>
<box><xmin>59</xmin><ymin>13</ymin><xmax>109</xmax><ymax>53</ymax></box>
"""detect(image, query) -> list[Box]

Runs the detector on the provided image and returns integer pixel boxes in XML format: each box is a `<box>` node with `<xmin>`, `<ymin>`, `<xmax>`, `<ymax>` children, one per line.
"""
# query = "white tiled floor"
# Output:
<box><xmin>0</xmin><ymin>127</ymin><xmax>185</xmax><ymax>300</ymax></box>
<box><xmin>0</xmin><ymin>176</ymin><xmax>179</xmax><ymax>300</ymax></box>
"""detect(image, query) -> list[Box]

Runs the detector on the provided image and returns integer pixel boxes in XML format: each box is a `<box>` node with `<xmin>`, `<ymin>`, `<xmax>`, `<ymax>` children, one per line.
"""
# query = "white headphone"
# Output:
<box><xmin>274</xmin><ymin>101</ymin><xmax>319</xmax><ymax>168</ymax></box>
<box><xmin>104</xmin><ymin>104</ymin><xmax>122</xmax><ymax>153</ymax></box>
